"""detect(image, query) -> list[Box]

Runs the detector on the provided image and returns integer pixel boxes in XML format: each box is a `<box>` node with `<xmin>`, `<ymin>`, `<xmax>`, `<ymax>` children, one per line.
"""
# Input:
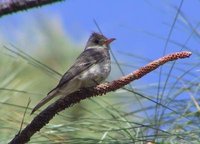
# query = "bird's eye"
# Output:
<box><xmin>94</xmin><ymin>39</ymin><xmax>99</xmax><ymax>44</ymax></box>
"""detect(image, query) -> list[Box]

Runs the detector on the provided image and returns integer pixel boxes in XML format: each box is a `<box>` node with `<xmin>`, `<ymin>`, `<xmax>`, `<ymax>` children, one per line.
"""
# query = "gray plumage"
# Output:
<box><xmin>31</xmin><ymin>32</ymin><xmax>115</xmax><ymax>114</ymax></box>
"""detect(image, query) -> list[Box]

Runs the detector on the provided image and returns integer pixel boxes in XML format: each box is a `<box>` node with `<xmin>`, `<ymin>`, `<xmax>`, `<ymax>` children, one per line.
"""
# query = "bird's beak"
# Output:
<box><xmin>104</xmin><ymin>38</ymin><xmax>116</xmax><ymax>45</ymax></box>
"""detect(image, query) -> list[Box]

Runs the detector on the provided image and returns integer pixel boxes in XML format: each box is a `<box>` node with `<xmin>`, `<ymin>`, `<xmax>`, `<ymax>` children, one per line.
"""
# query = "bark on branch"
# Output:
<box><xmin>0</xmin><ymin>0</ymin><xmax>64</xmax><ymax>17</ymax></box>
<box><xmin>9</xmin><ymin>51</ymin><xmax>192</xmax><ymax>144</ymax></box>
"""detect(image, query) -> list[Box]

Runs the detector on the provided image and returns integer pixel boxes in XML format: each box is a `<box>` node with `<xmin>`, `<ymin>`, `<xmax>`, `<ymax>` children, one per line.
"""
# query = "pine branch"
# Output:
<box><xmin>0</xmin><ymin>0</ymin><xmax>64</xmax><ymax>17</ymax></box>
<box><xmin>9</xmin><ymin>51</ymin><xmax>192</xmax><ymax>144</ymax></box>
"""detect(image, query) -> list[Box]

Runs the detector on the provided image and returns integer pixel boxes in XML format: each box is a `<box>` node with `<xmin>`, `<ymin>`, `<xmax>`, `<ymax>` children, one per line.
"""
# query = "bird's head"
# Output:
<box><xmin>85</xmin><ymin>32</ymin><xmax>115</xmax><ymax>49</ymax></box>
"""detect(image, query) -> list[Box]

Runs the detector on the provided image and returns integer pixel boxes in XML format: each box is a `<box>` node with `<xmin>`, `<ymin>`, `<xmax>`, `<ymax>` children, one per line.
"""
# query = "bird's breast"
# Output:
<box><xmin>78</xmin><ymin>58</ymin><xmax>111</xmax><ymax>87</ymax></box>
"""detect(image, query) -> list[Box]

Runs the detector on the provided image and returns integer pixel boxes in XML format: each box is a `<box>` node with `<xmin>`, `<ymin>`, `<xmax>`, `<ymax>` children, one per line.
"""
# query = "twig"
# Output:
<box><xmin>9</xmin><ymin>51</ymin><xmax>192</xmax><ymax>144</ymax></box>
<box><xmin>0</xmin><ymin>0</ymin><xmax>64</xmax><ymax>17</ymax></box>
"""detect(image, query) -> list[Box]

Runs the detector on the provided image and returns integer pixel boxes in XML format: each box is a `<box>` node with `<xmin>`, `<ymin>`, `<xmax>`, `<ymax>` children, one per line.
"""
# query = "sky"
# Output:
<box><xmin>0</xmin><ymin>0</ymin><xmax>199</xmax><ymax>93</ymax></box>
<box><xmin>1</xmin><ymin>1</ymin><xmax>198</xmax><ymax>54</ymax></box>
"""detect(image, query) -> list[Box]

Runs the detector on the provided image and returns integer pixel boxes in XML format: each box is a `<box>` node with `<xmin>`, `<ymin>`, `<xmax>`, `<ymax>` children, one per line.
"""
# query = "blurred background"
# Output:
<box><xmin>0</xmin><ymin>0</ymin><xmax>200</xmax><ymax>143</ymax></box>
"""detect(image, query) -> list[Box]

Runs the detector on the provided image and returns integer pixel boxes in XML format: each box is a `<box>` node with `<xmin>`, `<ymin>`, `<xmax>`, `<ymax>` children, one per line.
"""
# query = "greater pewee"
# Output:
<box><xmin>31</xmin><ymin>32</ymin><xmax>115</xmax><ymax>114</ymax></box>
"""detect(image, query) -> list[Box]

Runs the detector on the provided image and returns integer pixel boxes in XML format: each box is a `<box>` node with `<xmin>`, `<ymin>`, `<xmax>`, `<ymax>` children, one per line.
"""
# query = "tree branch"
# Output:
<box><xmin>9</xmin><ymin>51</ymin><xmax>192</xmax><ymax>144</ymax></box>
<box><xmin>0</xmin><ymin>0</ymin><xmax>64</xmax><ymax>17</ymax></box>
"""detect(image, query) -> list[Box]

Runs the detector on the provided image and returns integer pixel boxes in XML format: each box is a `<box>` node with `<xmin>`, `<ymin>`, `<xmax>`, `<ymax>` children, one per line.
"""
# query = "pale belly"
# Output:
<box><xmin>78</xmin><ymin>60</ymin><xmax>111</xmax><ymax>87</ymax></box>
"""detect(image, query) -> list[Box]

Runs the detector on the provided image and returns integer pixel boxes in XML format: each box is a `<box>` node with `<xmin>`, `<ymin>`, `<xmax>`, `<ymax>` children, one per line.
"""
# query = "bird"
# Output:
<box><xmin>31</xmin><ymin>32</ymin><xmax>115</xmax><ymax>114</ymax></box>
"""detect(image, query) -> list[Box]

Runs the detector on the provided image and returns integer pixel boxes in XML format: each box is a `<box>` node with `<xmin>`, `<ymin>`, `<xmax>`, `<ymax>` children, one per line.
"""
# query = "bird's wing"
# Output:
<box><xmin>55</xmin><ymin>48</ymin><xmax>107</xmax><ymax>89</ymax></box>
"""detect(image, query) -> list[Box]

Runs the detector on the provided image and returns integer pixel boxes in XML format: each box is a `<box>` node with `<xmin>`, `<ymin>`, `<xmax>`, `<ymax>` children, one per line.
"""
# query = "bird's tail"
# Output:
<box><xmin>31</xmin><ymin>88</ymin><xmax>58</xmax><ymax>115</ymax></box>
